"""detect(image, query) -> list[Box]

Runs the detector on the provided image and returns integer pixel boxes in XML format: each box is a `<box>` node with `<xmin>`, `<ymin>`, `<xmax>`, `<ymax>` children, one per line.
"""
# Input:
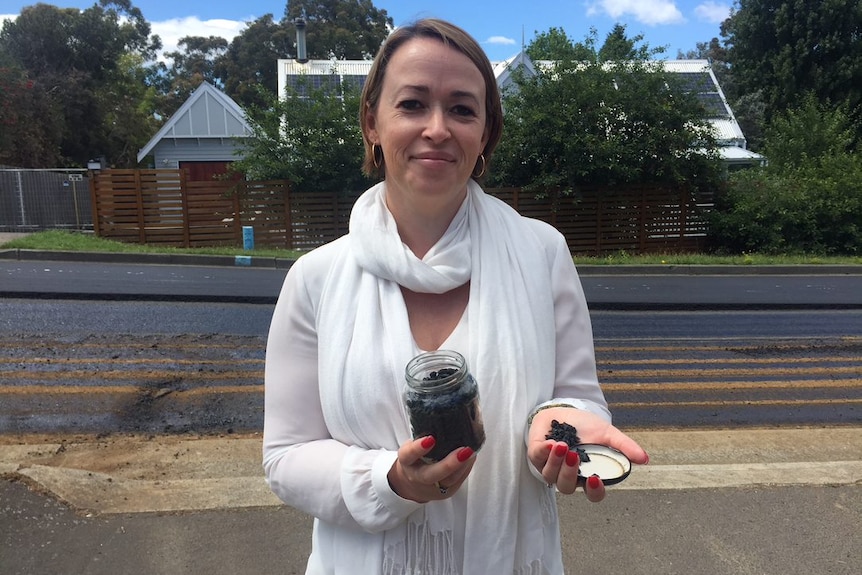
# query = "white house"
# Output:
<box><xmin>277</xmin><ymin>52</ymin><xmax>763</xmax><ymax>169</ymax></box>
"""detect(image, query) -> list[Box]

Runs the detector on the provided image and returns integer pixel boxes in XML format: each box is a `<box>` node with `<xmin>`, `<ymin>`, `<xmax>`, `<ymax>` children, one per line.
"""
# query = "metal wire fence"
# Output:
<box><xmin>0</xmin><ymin>168</ymin><xmax>93</xmax><ymax>232</ymax></box>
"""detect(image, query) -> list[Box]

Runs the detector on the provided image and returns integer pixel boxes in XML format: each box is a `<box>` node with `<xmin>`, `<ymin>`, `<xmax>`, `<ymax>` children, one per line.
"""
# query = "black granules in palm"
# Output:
<box><xmin>546</xmin><ymin>419</ymin><xmax>590</xmax><ymax>462</ymax></box>
<box><xmin>405</xmin><ymin>373</ymin><xmax>485</xmax><ymax>462</ymax></box>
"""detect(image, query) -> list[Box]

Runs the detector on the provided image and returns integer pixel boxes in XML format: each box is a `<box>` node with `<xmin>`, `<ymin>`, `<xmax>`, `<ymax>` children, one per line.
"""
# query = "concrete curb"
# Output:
<box><xmin>575</xmin><ymin>264</ymin><xmax>862</xmax><ymax>276</ymax></box>
<box><xmin>2</xmin><ymin>248</ymin><xmax>861</xmax><ymax>275</ymax></box>
<box><xmin>0</xmin><ymin>249</ymin><xmax>294</xmax><ymax>269</ymax></box>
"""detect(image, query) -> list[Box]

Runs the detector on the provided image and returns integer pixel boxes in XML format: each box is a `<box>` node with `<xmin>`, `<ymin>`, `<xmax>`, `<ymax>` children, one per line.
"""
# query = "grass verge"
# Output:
<box><xmin>1</xmin><ymin>230</ymin><xmax>305</xmax><ymax>260</ymax></box>
<box><xmin>2</xmin><ymin>230</ymin><xmax>860</xmax><ymax>266</ymax></box>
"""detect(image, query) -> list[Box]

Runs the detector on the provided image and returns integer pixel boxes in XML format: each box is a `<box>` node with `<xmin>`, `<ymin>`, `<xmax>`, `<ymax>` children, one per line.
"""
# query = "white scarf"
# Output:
<box><xmin>318</xmin><ymin>180</ymin><xmax>560</xmax><ymax>574</ymax></box>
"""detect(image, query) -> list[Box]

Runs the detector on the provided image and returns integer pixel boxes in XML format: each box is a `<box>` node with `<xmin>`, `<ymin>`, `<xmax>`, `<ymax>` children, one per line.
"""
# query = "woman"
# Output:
<box><xmin>263</xmin><ymin>18</ymin><xmax>649</xmax><ymax>574</ymax></box>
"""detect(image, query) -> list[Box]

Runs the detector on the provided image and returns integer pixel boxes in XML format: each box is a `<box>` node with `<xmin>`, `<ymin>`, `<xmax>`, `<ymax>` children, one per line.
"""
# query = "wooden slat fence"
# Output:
<box><xmin>90</xmin><ymin>169</ymin><xmax>712</xmax><ymax>255</ymax></box>
<box><xmin>489</xmin><ymin>185</ymin><xmax>712</xmax><ymax>254</ymax></box>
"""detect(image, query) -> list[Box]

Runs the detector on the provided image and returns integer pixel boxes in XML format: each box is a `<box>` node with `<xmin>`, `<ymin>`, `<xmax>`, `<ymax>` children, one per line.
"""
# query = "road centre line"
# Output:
<box><xmin>3</xmin><ymin>376</ymin><xmax>859</xmax><ymax>393</ymax></box>
<box><xmin>601</xmin><ymin>366</ymin><xmax>861</xmax><ymax>378</ymax></box>
<box><xmin>4</xmin><ymin>365</ymin><xmax>859</xmax><ymax>380</ymax></box>
<box><xmin>0</xmin><ymin>385</ymin><xmax>260</xmax><ymax>395</ymax></box>
<box><xmin>601</xmin><ymin>379</ymin><xmax>861</xmax><ymax>391</ymax></box>
<box><xmin>3</xmin><ymin>375</ymin><xmax>860</xmax><ymax>391</ymax></box>
<box><xmin>3</xmin><ymin>356</ymin><xmax>858</xmax><ymax>366</ymax></box>
<box><xmin>0</xmin><ymin>340</ymin><xmax>265</xmax><ymax>351</ymax></box>
<box><xmin>3</xmin><ymin>337</ymin><xmax>858</xmax><ymax>353</ymax></box>
<box><xmin>592</xmin><ymin>337</ymin><xmax>862</xmax><ymax>349</ymax></box>
<box><xmin>0</xmin><ymin>369</ymin><xmax>261</xmax><ymax>380</ymax></box>
<box><xmin>3</xmin><ymin>387</ymin><xmax>859</xmax><ymax>409</ymax></box>
<box><xmin>0</xmin><ymin>357</ymin><xmax>264</xmax><ymax>365</ymax></box>
<box><xmin>611</xmin><ymin>398</ymin><xmax>862</xmax><ymax>408</ymax></box>
<box><xmin>602</xmin><ymin>356</ymin><xmax>862</xmax><ymax>365</ymax></box>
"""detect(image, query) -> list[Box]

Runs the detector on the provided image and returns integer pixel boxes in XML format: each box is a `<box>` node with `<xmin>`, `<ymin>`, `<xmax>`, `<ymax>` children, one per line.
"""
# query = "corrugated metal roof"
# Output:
<box><xmin>280</xmin><ymin>60</ymin><xmax>374</xmax><ymax>76</ymax></box>
<box><xmin>720</xmin><ymin>146</ymin><xmax>765</xmax><ymax>162</ymax></box>
<box><xmin>711</xmin><ymin>119</ymin><xmax>745</xmax><ymax>143</ymax></box>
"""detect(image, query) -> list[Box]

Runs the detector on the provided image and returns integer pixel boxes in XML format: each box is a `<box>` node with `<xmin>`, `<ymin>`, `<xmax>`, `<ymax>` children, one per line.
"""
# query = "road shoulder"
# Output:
<box><xmin>2</xmin><ymin>427</ymin><xmax>860</xmax><ymax>516</ymax></box>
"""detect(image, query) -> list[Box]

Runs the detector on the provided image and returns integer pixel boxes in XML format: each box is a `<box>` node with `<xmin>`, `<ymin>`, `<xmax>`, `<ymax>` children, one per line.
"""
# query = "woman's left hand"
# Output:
<box><xmin>527</xmin><ymin>407</ymin><xmax>649</xmax><ymax>502</ymax></box>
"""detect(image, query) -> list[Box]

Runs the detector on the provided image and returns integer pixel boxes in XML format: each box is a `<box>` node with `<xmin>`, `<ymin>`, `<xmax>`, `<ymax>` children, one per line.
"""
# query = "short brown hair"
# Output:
<box><xmin>359</xmin><ymin>18</ymin><xmax>503</xmax><ymax>179</ymax></box>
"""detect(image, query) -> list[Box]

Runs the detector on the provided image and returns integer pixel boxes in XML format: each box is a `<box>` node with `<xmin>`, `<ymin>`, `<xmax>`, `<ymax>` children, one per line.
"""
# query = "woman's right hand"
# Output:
<box><xmin>387</xmin><ymin>436</ymin><xmax>476</xmax><ymax>503</ymax></box>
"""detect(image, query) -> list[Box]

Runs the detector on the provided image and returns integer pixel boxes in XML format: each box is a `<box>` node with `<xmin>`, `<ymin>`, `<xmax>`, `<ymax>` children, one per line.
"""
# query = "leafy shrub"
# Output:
<box><xmin>233</xmin><ymin>78</ymin><xmax>372</xmax><ymax>193</ymax></box>
<box><xmin>709</xmin><ymin>97</ymin><xmax>862</xmax><ymax>255</ymax></box>
<box><xmin>488</xmin><ymin>60</ymin><xmax>722</xmax><ymax>192</ymax></box>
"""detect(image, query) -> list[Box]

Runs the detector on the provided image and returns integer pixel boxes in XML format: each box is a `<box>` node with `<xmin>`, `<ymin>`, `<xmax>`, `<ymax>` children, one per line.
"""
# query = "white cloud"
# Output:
<box><xmin>586</xmin><ymin>0</ymin><xmax>685</xmax><ymax>26</ymax></box>
<box><xmin>694</xmin><ymin>1</ymin><xmax>731</xmax><ymax>24</ymax></box>
<box><xmin>0</xmin><ymin>13</ymin><xmax>250</xmax><ymax>64</ymax></box>
<box><xmin>150</xmin><ymin>17</ymin><xmax>249</xmax><ymax>62</ymax></box>
<box><xmin>485</xmin><ymin>36</ymin><xmax>516</xmax><ymax>46</ymax></box>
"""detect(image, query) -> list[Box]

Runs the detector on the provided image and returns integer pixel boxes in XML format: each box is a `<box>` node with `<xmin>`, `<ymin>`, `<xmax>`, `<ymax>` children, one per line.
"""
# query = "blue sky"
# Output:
<box><xmin>1</xmin><ymin>1</ymin><xmax>733</xmax><ymax>62</ymax></box>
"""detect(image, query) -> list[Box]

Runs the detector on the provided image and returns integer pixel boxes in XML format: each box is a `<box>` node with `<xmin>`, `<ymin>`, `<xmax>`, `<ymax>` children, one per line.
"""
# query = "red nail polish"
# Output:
<box><xmin>565</xmin><ymin>450</ymin><xmax>579</xmax><ymax>467</ymax></box>
<box><xmin>554</xmin><ymin>443</ymin><xmax>568</xmax><ymax>457</ymax></box>
<box><xmin>421</xmin><ymin>436</ymin><xmax>435</xmax><ymax>449</ymax></box>
<box><xmin>587</xmin><ymin>474</ymin><xmax>601</xmax><ymax>489</ymax></box>
<box><xmin>457</xmin><ymin>447</ymin><xmax>474</xmax><ymax>462</ymax></box>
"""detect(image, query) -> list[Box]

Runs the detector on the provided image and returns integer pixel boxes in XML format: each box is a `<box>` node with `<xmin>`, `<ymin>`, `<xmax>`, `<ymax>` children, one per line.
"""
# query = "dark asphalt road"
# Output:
<box><xmin>1</xmin><ymin>251</ymin><xmax>860</xmax><ymax>575</ymax></box>
<box><xmin>2</xmin><ymin>254</ymin><xmax>861</xmax><ymax>308</ymax></box>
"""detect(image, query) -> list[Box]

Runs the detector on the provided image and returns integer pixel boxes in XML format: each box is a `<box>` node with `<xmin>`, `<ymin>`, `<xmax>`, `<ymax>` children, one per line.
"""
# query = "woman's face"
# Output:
<box><xmin>365</xmin><ymin>37</ymin><xmax>489</xmax><ymax>214</ymax></box>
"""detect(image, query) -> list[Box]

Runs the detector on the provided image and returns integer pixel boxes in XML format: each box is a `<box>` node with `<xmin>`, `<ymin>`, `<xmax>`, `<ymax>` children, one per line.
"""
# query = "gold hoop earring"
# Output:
<box><xmin>472</xmin><ymin>154</ymin><xmax>486</xmax><ymax>178</ymax></box>
<box><xmin>372</xmin><ymin>143</ymin><xmax>383</xmax><ymax>169</ymax></box>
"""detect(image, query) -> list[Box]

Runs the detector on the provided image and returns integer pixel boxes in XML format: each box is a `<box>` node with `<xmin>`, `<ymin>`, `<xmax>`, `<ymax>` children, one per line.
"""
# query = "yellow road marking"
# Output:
<box><xmin>0</xmin><ymin>357</ymin><xmax>263</xmax><ymax>365</ymax></box>
<box><xmin>2</xmin><ymin>387</ymin><xmax>858</xmax><ymax>409</ymax></box>
<box><xmin>600</xmin><ymin>366</ymin><xmax>861</xmax><ymax>378</ymax></box>
<box><xmin>0</xmin><ymin>385</ymin><xmax>262</xmax><ymax>395</ymax></box>
<box><xmin>0</xmin><ymin>341</ymin><xmax>263</xmax><ymax>350</ymax></box>
<box><xmin>611</xmin><ymin>398</ymin><xmax>862</xmax><ymax>408</ymax></box>
<box><xmin>3</xmin><ymin>356</ymin><xmax>859</xmax><ymax>367</ymax></box>
<box><xmin>600</xmin><ymin>357</ymin><xmax>862</xmax><ymax>365</ymax></box>
<box><xmin>3</xmin><ymin>379</ymin><xmax>860</xmax><ymax>396</ymax></box>
<box><xmin>3</xmin><ymin>366</ymin><xmax>859</xmax><ymax>380</ymax></box>
<box><xmin>601</xmin><ymin>379</ymin><xmax>862</xmax><ymax>391</ymax></box>
<box><xmin>0</xmin><ymin>370</ymin><xmax>261</xmax><ymax>380</ymax></box>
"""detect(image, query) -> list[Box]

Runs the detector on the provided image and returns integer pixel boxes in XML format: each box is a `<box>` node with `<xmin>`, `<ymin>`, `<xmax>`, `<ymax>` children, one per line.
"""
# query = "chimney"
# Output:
<box><xmin>295</xmin><ymin>17</ymin><xmax>308</xmax><ymax>63</ymax></box>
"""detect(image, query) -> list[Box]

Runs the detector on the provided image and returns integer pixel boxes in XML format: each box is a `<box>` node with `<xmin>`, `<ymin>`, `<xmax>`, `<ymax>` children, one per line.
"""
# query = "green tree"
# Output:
<box><xmin>710</xmin><ymin>96</ymin><xmax>862</xmax><ymax>254</ymax></box>
<box><xmin>284</xmin><ymin>0</ymin><xmax>393</xmax><ymax>59</ymax></box>
<box><xmin>215</xmin><ymin>14</ymin><xmax>294</xmax><ymax>110</ymax></box>
<box><xmin>721</xmin><ymin>0</ymin><xmax>862</xmax><ymax>138</ymax></box>
<box><xmin>598</xmin><ymin>23</ymin><xmax>665</xmax><ymax>61</ymax></box>
<box><xmin>233</xmin><ymin>79</ymin><xmax>371</xmax><ymax>193</ymax></box>
<box><xmin>166</xmin><ymin>36</ymin><xmax>228</xmax><ymax>87</ymax></box>
<box><xmin>527</xmin><ymin>25</ymin><xmax>665</xmax><ymax>63</ymax></box>
<box><xmin>157</xmin><ymin>35</ymin><xmax>229</xmax><ymax>115</ymax></box>
<box><xmin>0</xmin><ymin>63</ymin><xmax>64</xmax><ymax>167</ymax></box>
<box><xmin>763</xmin><ymin>94</ymin><xmax>856</xmax><ymax>168</ymax></box>
<box><xmin>526</xmin><ymin>27</ymin><xmax>594</xmax><ymax>61</ymax></box>
<box><xmin>99</xmin><ymin>52</ymin><xmax>162</xmax><ymax>167</ymax></box>
<box><xmin>0</xmin><ymin>1</ymin><xmax>160</xmax><ymax>167</ymax></box>
<box><xmin>491</xmin><ymin>34</ymin><xmax>718</xmax><ymax>190</ymax></box>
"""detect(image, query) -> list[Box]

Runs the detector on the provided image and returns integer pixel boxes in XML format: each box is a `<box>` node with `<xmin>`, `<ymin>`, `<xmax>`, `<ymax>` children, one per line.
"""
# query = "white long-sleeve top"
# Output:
<box><xmin>263</xmin><ymin>209</ymin><xmax>609</xmax><ymax>574</ymax></box>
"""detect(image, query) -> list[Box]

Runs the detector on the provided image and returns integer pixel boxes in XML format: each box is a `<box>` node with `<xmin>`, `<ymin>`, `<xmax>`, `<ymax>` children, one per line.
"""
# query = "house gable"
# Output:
<box><xmin>137</xmin><ymin>82</ymin><xmax>252</xmax><ymax>165</ymax></box>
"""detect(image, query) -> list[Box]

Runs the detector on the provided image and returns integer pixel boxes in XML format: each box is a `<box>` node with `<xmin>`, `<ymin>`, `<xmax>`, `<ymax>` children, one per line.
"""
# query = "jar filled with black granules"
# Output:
<box><xmin>404</xmin><ymin>350</ymin><xmax>485</xmax><ymax>463</ymax></box>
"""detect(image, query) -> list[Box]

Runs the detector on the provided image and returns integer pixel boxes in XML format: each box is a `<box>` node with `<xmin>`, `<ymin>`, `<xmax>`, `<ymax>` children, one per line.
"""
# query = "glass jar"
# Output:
<box><xmin>404</xmin><ymin>350</ymin><xmax>485</xmax><ymax>463</ymax></box>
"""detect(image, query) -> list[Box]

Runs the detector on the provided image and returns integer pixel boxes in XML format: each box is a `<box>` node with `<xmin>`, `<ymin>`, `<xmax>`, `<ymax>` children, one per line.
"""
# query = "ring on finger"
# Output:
<box><xmin>434</xmin><ymin>481</ymin><xmax>448</xmax><ymax>495</ymax></box>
